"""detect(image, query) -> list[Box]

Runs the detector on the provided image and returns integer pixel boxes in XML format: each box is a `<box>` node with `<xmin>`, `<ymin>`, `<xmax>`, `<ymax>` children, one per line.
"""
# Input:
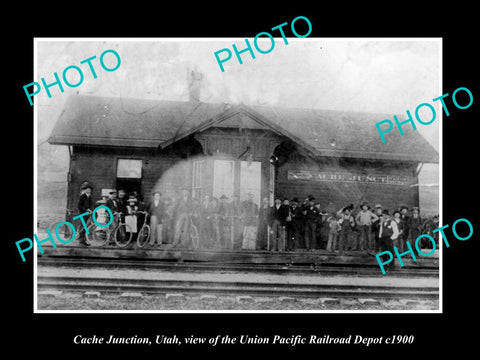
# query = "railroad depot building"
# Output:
<box><xmin>48</xmin><ymin>95</ymin><xmax>438</xmax><ymax>216</ymax></box>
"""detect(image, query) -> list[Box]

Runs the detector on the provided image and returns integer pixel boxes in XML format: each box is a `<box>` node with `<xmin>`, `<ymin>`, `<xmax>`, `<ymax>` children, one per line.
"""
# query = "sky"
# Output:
<box><xmin>36</xmin><ymin>38</ymin><xmax>441</xmax><ymax>151</ymax></box>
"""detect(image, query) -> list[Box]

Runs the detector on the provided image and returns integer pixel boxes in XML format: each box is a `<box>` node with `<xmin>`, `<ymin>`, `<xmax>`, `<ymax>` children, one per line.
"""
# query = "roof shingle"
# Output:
<box><xmin>48</xmin><ymin>95</ymin><xmax>438</xmax><ymax>163</ymax></box>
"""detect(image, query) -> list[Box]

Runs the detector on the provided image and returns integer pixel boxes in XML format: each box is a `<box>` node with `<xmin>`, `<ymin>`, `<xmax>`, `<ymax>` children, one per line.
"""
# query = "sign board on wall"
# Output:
<box><xmin>287</xmin><ymin>170</ymin><xmax>412</xmax><ymax>186</ymax></box>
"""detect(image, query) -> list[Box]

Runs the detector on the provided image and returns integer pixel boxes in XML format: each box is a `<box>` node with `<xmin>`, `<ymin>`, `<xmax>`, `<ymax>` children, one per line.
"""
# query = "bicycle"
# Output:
<box><xmin>55</xmin><ymin>209</ymin><xmax>77</xmax><ymax>242</ymax></box>
<box><xmin>56</xmin><ymin>208</ymin><xmax>97</xmax><ymax>245</ymax></box>
<box><xmin>83</xmin><ymin>211</ymin><xmax>121</xmax><ymax>247</ymax></box>
<box><xmin>53</xmin><ymin>208</ymin><xmax>103</xmax><ymax>246</ymax></box>
<box><xmin>85</xmin><ymin>211</ymin><xmax>134</xmax><ymax>248</ymax></box>
<box><xmin>83</xmin><ymin>208</ymin><xmax>108</xmax><ymax>246</ymax></box>
<box><xmin>136</xmin><ymin>211</ymin><xmax>151</xmax><ymax>248</ymax></box>
<box><xmin>113</xmin><ymin>212</ymin><xmax>133</xmax><ymax>248</ymax></box>
<box><xmin>171</xmin><ymin>212</ymin><xmax>200</xmax><ymax>249</ymax></box>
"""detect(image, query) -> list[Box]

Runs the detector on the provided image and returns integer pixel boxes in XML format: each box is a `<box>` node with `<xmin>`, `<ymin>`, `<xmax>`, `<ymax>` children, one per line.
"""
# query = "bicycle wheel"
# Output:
<box><xmin>114</xmin><ymin>223</ymin><xmax>133</xmax><ymax>247</ymax></box>
<box><xmin>86</xmin><ymin>223</ymin><xmax>110</xmax><ymax>246</ymax></box>
<box><xmin>55</xmin><ymin>222</ymin><xmax>76</xmax><ymax>242</ymax></box>
<box><xmin>190</xmin><ymin>224</ymin><xmax>200</xmax><ymax>249</ymax></box>
<box><xmin>136</xmin><ymin>225</ymin><xmax>151</xmax><ymax>248</ymax></box>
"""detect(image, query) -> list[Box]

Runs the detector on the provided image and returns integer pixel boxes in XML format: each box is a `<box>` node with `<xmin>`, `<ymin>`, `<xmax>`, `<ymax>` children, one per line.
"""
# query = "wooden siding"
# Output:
<box><xmin>66</xmin><ymin>127</ymin><xmax>421</xmax><ymax>214</ymax></box>
<box><xmin>276</xmin><ymin>156</ymin><xmax>419</xmax><ymax>212</ymax></box>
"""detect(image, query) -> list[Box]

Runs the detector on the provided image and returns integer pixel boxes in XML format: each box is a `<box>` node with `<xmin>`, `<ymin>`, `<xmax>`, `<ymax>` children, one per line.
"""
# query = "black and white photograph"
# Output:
<box><xmin>34</xmin><ymin>38</ymin><xmax>440</xmax><ymax>312</ymax></box>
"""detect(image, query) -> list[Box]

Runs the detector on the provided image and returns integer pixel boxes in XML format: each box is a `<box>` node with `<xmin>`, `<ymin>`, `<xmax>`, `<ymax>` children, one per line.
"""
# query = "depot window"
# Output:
<box><xmin>117</xmin><ymin>159</ymin><xmax>142</xmax><ymax>178</ymax></box>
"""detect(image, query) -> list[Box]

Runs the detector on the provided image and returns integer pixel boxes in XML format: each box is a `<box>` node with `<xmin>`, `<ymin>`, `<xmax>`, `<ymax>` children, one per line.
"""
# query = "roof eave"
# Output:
<box><xmin>48</xmin><ymin>135</ymin><xmax>162</xmax><ymax>149</ymax></box>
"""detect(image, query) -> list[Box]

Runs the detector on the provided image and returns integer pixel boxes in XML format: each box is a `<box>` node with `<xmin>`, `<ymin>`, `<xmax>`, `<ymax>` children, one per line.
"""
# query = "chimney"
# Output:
<box><xmin>187</xmin><ymin>66</ymin><xmax>203</xmax><ymax>102</ymax></box>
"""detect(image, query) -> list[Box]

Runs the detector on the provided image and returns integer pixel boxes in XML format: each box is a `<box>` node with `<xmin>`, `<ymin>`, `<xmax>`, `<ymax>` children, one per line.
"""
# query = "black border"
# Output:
<box><xmin>7</xmin><ymin>5</ymin><xmax>479</xmax><ymax>356</ymax></box>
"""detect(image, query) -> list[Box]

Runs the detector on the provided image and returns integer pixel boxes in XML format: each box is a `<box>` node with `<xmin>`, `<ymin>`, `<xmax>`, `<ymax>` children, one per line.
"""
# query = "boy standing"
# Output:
<box><xmin>337</xmin><ymin>204</ymin><xmax>355</xmax><ymax>254</ymax></box>
<box><xmin>326</xmin><ymin>213</ymin><xmax>341</xmax><ymax>252</ymax></box>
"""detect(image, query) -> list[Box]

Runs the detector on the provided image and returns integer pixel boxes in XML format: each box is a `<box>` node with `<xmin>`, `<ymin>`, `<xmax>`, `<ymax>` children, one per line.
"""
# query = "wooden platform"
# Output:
<box><xmin>39</xmin><ymin>245</ymin><xmax>439</xmax><ymax>268</ymax></box>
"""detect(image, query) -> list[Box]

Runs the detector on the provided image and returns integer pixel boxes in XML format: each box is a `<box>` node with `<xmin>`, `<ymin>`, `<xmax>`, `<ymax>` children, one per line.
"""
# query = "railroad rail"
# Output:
<box><xmin>37</xmin><ymin>275</ymin><xmax>438</xmax><ymax>300</ymax></box>
<box><xmin>37</xmin><ymin>258</ymin><xmax>439</xmax><ymax>301</ymax></box>
<box><xmin>37</xmin><ymin>256</ymin><xmax>439</xmax><ymax>278</ymax></box>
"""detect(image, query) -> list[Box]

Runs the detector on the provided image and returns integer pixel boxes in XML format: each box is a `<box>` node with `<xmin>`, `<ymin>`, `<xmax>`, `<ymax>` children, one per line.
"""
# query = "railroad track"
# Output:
<box><xmin>37</xmin><ymin>258</ymin><xmax>439</xmax><ymax>301</ymax></box>
<box><xmin>37</xmin><ymin>257</ymin><xmax>439</xmax><ymax>278</ymax></box>
<box><xmin>37</xmin><ymin>274</ymin><xmax>438</xmax><ymax>300</ymax></box>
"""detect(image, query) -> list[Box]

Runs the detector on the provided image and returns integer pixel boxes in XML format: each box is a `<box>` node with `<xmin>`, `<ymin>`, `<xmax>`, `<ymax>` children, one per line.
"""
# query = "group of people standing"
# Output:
<box><xmin>76</xmin><ymin>182</ymin><xmax>436</xmax><ymax>256</ymax></box>
<box><xmin>75</xmin><ymin>182</ymin><xmax>149</xmax><ymax>246</ymax></box>
<box><xmin>260</xmin><ymin>195</ymin><xmax>434</xmax><ymax>256</ymax></box>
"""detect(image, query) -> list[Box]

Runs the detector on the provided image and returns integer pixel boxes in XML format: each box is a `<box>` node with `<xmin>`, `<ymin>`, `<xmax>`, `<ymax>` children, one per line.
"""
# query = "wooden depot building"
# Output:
<box><xmin>48</xmin><ymin>95</ymin><xmax>439</xmax><ymax>214</ymax></box>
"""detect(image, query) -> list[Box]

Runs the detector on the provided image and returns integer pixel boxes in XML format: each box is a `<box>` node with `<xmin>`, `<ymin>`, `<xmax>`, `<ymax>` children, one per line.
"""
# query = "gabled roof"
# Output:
<box><xmin>48</xmin><ymin>95</ymin><xmax>439</xmax><ymax>163</ymax></box>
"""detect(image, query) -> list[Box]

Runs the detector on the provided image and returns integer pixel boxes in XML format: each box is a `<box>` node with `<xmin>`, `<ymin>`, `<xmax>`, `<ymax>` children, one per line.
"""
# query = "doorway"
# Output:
<box><xmin>115</xmin><ymin>158</ymin><xmax>143</xmax><ymax>200</ymax></box>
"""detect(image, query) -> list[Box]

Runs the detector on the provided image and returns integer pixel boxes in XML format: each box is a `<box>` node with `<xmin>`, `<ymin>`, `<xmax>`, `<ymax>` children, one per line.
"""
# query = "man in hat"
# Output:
<box><xmin>106</xmin><ymin>190</ymin><xmax>119</xmax><ymax>212</ymax></box>
<box><xmin>282</xmin><ymin>198</ymin><xmax>292</xmax><ymax>250</ymax></box>
<box><xmin>242</xmin><ymin>193</ymin><xmax>259</xmax><ymax>250</ymax></box>
<box><xmin>148</xmin><ymin>191</ymin><xmax>165</xmax><ymax>246</ymax></box>
<box><xmin>77</xmin><ymin>182</ymin><xmax>93</xmax><ymax>246</ymax></box>
<box><xmin>256</xmin><ymin>197</ymin><xmax>270</xmax><ymax>250</ymax></box>
<box><xmin>392</xmin><ymin>210</ymin><xmax>404</xmax><ymax>250</ymax></box>
<box><xmin>371</xmin><ymin>204</ymin><xmax>383</xmax><ymax>252</ymax></box>
<box><xmin>172</xmin><ymin>189</ymin><xmax>192</xmax><ymax>248</ymax></box>
<box><xmin>288</xmin><ymin>197</ymin><xmax>304</xmax><ymax>250</ymax></box>
<box><xmin>408</xmin><ymin>206</ymin><xmax>423</xmax><ymax>248</ymax></box>
<box><xmin>304</xmin><ymin>197</ymin><xmax>320</xmax><ymax>251</ymax></box>
<box><xmin>216</xmin><ymin>194</ymin><xmax>230</xmax><ymax>249</ymax></box>
<box><xmin>115</xmin><ymin>189</ymin><xmax>127</xmax><ymax>216</ymax></box>
<box><xmin>355</xmin><ymin>202</ymin><xmax>379</xmax><ymax>253</ymax></box>
<box><xmin>269</xmin><ymin>197</ymin><xmax>289</xmax><ymax>251</ymax></box>
<box><xmin>378</xmin><ymin>209</ymin><xmax>400</xmax><ymax>271</ymax></box>
<box><xmin>104</xmin><ymin>190</ymin><xmax>119</xmax><ymax>242</ymax></box>
<box><xmin>199</xmin><ymin>194</ymin><xmax>214</xmax><ymax>248</ymax></box>
<box><xmin>314</xmin><ymin>201</ymin><xmax>327</xmax><ymax>249</ymax></box>
<box><xmin>398</xmin><ymin>206</ymin><xmax>410</xmax><ymax>253</ymax></box>
<box><xmin>125</xmin><ymin>195</ymin><xmax>139</xmax><ymax>239</ymax></box>
<box><xmin>227</xmin><ymin>194</ymin><xmax>244</xmax><ymax>249</ymax></box>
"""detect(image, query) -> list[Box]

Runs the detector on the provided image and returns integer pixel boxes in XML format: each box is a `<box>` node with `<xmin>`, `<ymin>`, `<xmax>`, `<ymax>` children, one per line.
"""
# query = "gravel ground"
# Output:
<box><xmin>37</xmin><ymin>291</ymin><xmax>438</xmax><ymax>311</ymax></box>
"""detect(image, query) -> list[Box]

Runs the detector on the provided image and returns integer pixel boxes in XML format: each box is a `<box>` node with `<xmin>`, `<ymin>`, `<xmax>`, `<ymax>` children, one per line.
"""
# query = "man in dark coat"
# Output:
<box><xmin>256</xmin><ymin>197</ymin><xmax>270</xmax><ymax>250</ymax></box>
<box><xmin>171</xmin><ymin>189</ymin><xmax>191</xmax><ymax>247</ymax></box>
<box><xmin>408</xmin><ymin>206</ymin><xmax>423</xmax><ymax>248</ymax></box>
<box><xmin>227</xmin><ymin>194</ymin><xmax>244</xmax><ymax>249</ymax></box>
<box><xmin>268</xmin><ymin>197</ymin><xmax>290</xmax><ymax>251</ymax></box>
<box><xmin>148</xmin><ymin>191</ymin><xmax>165</xmax><ymax>245</ymax></box>
<box><xmin>371</xmin><ymin>204</ymin><xmax>384</xmax><ymax>252</ymax></box>
<box><xmin>105</xmin><ymin>190</ymin><xmax>119</xmax><ymax>243</ymax></box>
<box><xmin>242</xmin><ymin>193</ymin><xmax>259</xmax><ymax>250</ymax></box>
<box><xmin>199</xmin><ymin>194</ymin><xmax>215</xmax><ymax>248</ymax></box>
<box><xmin>217</xmin><ymin>194</ymin><xmax>230</xmax><ymax>249</ymax></box>
<box><xmin>288</xmin><ymin>198</ymin><xmax>304</xmax><ymax>251</ymax></box>
<box><xmin>378</xmin><ymin>209</ymin><xmax>399</xmax><ymax>272</ymax></box>
<box><xmin>117</xmin><ymin>189</ymin><xmax>127</xmax><ymax>215</ymax></box>
<box><xmin>105</xmin><ymin>190</ymin><xmax>119</xmax><ymax>213</ymax></box>
<box><xmin>399</xmin><ymin>206</ymin><xmax>410</xmax><ymax>252</ymax></box>
<box><xmin>303</xmin><ymin>197</ymin><xmax>320</xmax><ymax>250</ymax></box>
<box><xmin>77</xmin><ymin>182</ymin><xmax>93</xmax><ymax>246</ymax></box>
